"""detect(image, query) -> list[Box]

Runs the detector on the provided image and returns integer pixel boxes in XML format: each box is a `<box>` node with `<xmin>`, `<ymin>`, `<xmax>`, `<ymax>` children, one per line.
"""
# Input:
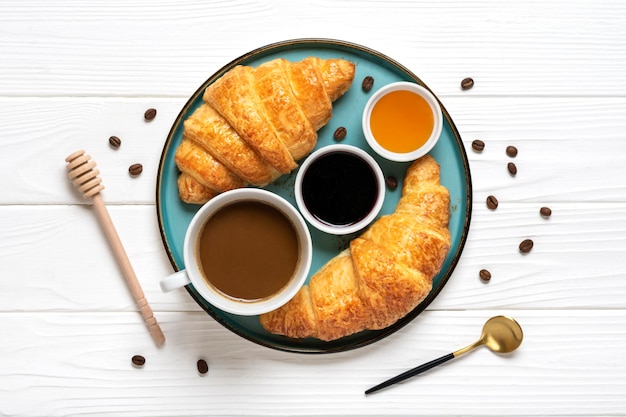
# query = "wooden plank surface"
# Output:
<box><xmin>1</xmin><ymin>0</ymin><xmax>625</xmax><ymax>416</ymax></box>
<box><xmin>2</xmin><ymin>97</ymin><xmax>626</xmax><ymax>204</ymax></box>
<box><xmin>0</xmin><ymin>1</ymin><xmax>625</xmax><ymax>97</ymax></box>
<box><xmin>1</xmin><ymin>311</ymin><xmax>625</xmax><ymax>417</ymax></box>
<box><xmin>1</xmin><ymin>203</ymin><xmax>625</xmax><ymax>312</ymax></box>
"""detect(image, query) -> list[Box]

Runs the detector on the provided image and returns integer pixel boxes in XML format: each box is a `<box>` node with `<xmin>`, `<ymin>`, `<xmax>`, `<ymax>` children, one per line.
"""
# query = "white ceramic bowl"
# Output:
<box><xmin>294</xmin><ymin>144</ymin><xmax>385</xmax><ymax>235</ymax></box>
<box><xmin>362</xmin><ymin>81</ymin><xmax>443</xmax><ymax>162</ymax></box>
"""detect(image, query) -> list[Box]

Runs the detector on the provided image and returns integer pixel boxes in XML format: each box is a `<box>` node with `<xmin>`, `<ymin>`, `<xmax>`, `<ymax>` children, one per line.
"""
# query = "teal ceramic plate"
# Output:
<box><xmin>157</xmin><ymin>39</ymin><xmax>472</xmax><ymax>353</ymax></box>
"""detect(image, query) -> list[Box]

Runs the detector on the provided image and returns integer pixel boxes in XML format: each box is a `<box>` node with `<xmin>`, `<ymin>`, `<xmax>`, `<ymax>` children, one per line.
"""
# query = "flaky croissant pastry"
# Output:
<box><xmin>175</xmin><ymin>57</ymin><xmax>355</xmax><ymax>204</ymax></box>
<box><xmin>259</xmin><ymin>155</ymin><xmax>451</xmax><ymax>341</ymax></box>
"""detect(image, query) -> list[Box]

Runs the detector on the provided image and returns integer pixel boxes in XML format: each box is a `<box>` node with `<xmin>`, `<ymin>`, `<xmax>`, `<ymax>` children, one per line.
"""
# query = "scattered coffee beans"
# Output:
<box><xmin>144</xmin><ymin>108</ymin><xmax>157</xmax><ymax>121</ymax></box>
<box><xmin>333</xmin><ymin>126</ymin><xmax>347</xmax><ymax>141</ymax></box>
<box><xmin>519</xmin><ymin>239</ymin><xmax>534</xmax><ymax>253</ymax></box>
<box><xmin>486</xmin><ymin>195</ymin><xmax>498</xmax><ymax>210</ymax></box>
<box><xmin>479</xmin><ymin>269</ymin><xmax>492</xmax><ymax>282</ymax></box>
<box><xmin>108</xmin><ymin>135</ymin><xmax>121</xmax><ymax>149</ymax></box>
<box><xmin>197</xmin><ymin>359</ymin><xmax>209</xmax><ymax>375</ymax></box>
<box><xmin>506</xmin><ymin>145</ymin><xmax>518</xmax><ymax>157</ymax></box>
<box><xmin>540</xmin><ymin>207</ymin><xmax>552</xmax><ymax>218</ymax></box>
<box><xmin>471</xmin><ymin>139</ymin><xmax>485</xmax><ymax>152</ymax></box>
<box><xmin>131</xmin><ymin>355</ymin><xmax>146</xmax><ymax>367</ymax></box>
<box><xmin>128</xmin><ymin>163</ymin><xmax>143</xmax><ymax>176</ymax></box>
<box><xmin>385</xmin><ymin>175</ymin><xmax>398</xmax><ymax>191</ymax></box>
<box><xmin>461</xmin><ymin>77</ymin><xmax>474</xmax><ymax>90</ymax></box>
<box><xmin>362</xmin><ymin>76</ymin><xmax>374</xmax><ymax>92</ymax></box>
<box><xmin>507</xmin><ymin>162</ymin><xmax>517</xmax><ymax>176</ymax></box>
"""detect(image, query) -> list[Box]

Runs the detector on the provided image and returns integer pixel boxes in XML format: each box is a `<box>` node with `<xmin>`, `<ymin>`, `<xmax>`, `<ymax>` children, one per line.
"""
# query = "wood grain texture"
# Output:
<box><xmin>1</xmin><ymin>311</ymin><xmax>625</xmax><ymax>416</ymax></box>
<box><xmin>1</xmin><ymin>0</ymin><xmax>625</xmax><ymax>415</ymax></box>
<box><xmin>0</xmin><ymin>205</ymin><xmax>198</xmax><ymax>312</ymax></box>
<box><xmin>1</xmin><ymin>97</ymin><xmax>626</xmax><ymax>204</ymax></box>
<box><xmin>0</xmin><ymin>1</ymin><xmax>625</xmax><ymax>97</ymax></box>
<box><xmin>0</xmin><ymin>203</ymin><xmax>624</xmax><ymax>312</ymax></box>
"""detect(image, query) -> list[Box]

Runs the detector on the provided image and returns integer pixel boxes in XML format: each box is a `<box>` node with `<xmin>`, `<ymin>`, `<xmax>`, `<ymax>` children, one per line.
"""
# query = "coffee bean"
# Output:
<box><xmin>333</xmin><ymin>126</ymin><xmax>347</xmax><ymax>141</ymax></box>
<box><xmin>486</xmin><ymin>195</ymin><xmax>498</xmax><ymax>210</ymax></box>
<box><xmin>471</xmin><ymin>139</ymin><xmax>485</xmax><ymax>152</ymax></box>
<box><xmin>479</xmin><ymin>269</ymin><xmax>492</xmax><ymax>282</ymax></box>
<box><xmin>108</xmin><ymin>135</ymin><xmax>121</xmax><ymax>149</ymax></box>
<box><xmin>540</xmin><ymin>207</ymin><xmax>552</xmax><ymax>217</ymax></box>
<box><xmin>506</xmin><ymin>145</ymin><xmax>518</xmax><ymax>157</ymax></box>
<box><xmin>197</xmin><ymin>359</ymin><xmax>209</xmax><ymax>375</ymax></box>
<box><xmin>128</xmin><ymin>163</ymin><xmax>143</xmax><ymax>176</ymax></box>
<box><xmin>144</xmin><ymin>108</ymin><xmax>157</xmax><ymax>121</ymax></box>
<box><xmin>131</xmin><ymin>355</ymin><xmax>145</xmax><ymax>367</ymax></box>
<box><xmin>507</xmin><ymin>162</ymin><xmax>517</xmax><ymax>176</ymax></box>
<box><xmin>461</xmin><ymin>77</ymin><xmax>474</xmax><ymax>90</ymax></box>
<box><xmin>362</xmin><ymin>76</ymin><xmax>374</xmax><ymax>92</ymax></box>
<box><xmin>519</xmin><ymin>239</ymin><xmax>534</xmax><ymax>253</ymax></box>
<box><xmin>385</xmin><ymin>176</ymin><xmax>398</xmax><ymax>191</ymax></box>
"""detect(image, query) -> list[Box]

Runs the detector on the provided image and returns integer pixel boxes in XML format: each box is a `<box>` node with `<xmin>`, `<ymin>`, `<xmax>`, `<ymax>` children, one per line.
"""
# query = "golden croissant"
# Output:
<box><xmin>175</xmin><ymin>57</ymin><xmax>355</xmax><ymax>204</ymax></box>
<box><xmin>259</xmin><ymin>155</ymin><xmax>451</xmax><ymax>341</ymax></box>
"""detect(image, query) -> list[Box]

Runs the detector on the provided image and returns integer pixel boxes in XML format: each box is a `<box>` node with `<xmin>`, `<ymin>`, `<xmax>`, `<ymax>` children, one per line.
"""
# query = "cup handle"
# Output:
<box><xmin>160</xmin><ymin>270</ymin><xmax>190</xmax><ymax>293</ymax></box>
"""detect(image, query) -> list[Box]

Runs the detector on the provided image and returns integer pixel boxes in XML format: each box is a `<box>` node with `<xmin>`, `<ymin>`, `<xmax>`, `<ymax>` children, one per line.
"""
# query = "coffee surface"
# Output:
<box><xmin>197</xmin><ymin>201</ymin><xmax>299</xmax><ymax>301</ymax></box>
<box><xmin>301</xmin><ymin>152</ymin><xmax>378</xmax><ymax>226</ymax></box>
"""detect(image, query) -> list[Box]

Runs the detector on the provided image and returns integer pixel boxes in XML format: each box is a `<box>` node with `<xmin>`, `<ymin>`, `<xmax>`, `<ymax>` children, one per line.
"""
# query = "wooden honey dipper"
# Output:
<box><xmin>65</xmin><ymin>150</ymin><xmax>165</xmax><ymax>346</ymax></box>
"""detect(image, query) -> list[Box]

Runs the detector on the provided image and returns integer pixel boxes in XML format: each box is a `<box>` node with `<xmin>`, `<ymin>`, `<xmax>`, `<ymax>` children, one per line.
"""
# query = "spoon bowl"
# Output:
<box><xmin>482</xmin><ymin>315</ymin><xmax>524</xmax><ymax>353</ymax></box>
<box><xmin>455</xmin><ymin>315</ymin><xmax>523</xmax><ymax>357</ymax></box>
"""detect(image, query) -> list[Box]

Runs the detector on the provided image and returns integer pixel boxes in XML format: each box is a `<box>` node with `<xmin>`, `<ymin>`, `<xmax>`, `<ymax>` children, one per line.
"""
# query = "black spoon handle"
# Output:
<box><xmin>365</xmin><ymin>352</ymin><xmax>455</xmax><ymax>395</ymax></box>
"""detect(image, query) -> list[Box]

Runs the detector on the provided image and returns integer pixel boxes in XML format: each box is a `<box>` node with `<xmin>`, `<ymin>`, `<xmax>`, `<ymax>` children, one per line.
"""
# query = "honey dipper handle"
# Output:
<box><xmin>91</xmin><ymin>193</ymin><xmax>166</xmax><ymax>346</ymax></box>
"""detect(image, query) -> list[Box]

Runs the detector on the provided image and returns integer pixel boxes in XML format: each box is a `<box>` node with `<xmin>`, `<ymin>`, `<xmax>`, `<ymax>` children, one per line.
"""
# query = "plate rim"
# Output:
<box><xmin>156</xmin><ymin>37</ymin><xmax>473</xmax><ymax>354</ymax></box>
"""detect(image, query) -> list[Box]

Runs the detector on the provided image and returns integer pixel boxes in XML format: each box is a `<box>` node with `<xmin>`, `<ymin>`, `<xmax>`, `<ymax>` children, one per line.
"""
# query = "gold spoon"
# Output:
<box><xmin>365</xmin><ymin>315</ymin><xmax>523</xmax><ymax>395</ymax></box>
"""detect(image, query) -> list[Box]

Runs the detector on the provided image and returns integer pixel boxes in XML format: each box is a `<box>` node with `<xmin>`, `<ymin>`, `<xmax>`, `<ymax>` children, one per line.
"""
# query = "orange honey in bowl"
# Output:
<box><xmin>369</xmin><ymin>89</ymin><xmax>434</xmax><ymax>154</ymax></box>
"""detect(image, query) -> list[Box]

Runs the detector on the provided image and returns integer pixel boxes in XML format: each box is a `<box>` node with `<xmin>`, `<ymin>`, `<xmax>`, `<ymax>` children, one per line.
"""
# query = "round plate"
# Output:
<box><xmin>157</xmin><ymin>39</ymin><xmax>472</xmax><ymax>353</ymax></box>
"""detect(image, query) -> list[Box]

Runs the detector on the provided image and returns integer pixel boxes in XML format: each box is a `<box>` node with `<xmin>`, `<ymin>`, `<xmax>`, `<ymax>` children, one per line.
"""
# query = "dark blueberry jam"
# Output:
<box><xmin>301</xmin><ymin>151</ymin><xmax>378</xmax><ymax>226</ymax></box>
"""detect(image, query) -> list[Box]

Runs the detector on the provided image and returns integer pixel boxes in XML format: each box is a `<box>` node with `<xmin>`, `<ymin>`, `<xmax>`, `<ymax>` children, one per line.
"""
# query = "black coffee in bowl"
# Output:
<box><xmin>301</xmin><ymin>151</ymin><xmax>378</xmax><ymax>227</ymax></box>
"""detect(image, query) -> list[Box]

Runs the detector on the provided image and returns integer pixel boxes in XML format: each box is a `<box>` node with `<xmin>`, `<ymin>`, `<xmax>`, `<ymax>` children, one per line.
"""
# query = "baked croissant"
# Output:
<box><xmin>259</xmin><ymin>155</ymin><xmax>451</xmax><ymax>341</ymax></box>
<box><xmin>175</xmin><ymin>56</ymin><xmax>355</xmax><ymax>204</ymax></box>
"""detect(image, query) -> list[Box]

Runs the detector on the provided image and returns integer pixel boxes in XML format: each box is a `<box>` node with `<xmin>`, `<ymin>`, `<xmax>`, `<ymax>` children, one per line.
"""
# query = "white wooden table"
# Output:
<box><xmin>2</xmin><ymin>1</ymin><xmax>625</xmax><ymax>416</ymax></box>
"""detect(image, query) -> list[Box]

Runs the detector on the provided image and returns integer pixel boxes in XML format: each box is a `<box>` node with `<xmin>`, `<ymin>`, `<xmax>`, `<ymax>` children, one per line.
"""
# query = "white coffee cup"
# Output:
<box><xmin>160</xmin><ymin>188</ymin><xmax>312</xmax><ymax>316</ymax></box>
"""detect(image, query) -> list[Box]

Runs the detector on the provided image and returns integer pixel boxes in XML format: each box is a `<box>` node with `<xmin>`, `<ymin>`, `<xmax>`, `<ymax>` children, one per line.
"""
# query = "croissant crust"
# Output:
<box><xmin>174</xmin><ymin>56</ymin><xmax>355</xmax><ymax>203</ymax></box>
<box><xmin>259</xmin><ymin>155</ymin><xmax>451</xmax><ymax>341</ymax></box>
